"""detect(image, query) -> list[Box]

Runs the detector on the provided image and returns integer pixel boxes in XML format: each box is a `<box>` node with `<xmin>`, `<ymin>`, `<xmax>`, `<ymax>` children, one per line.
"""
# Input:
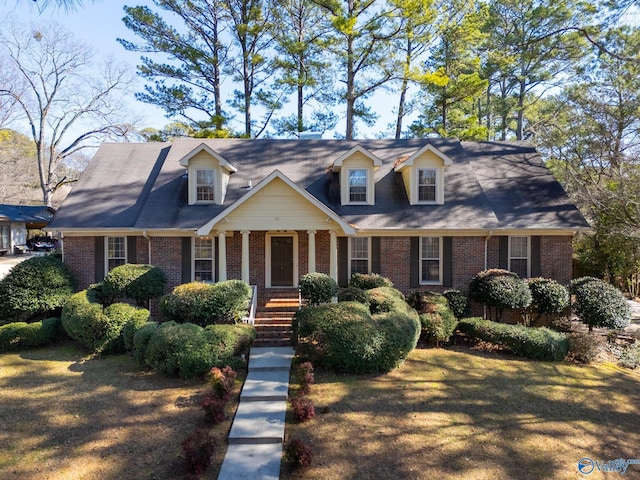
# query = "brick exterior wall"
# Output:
<box><xmin>64</xmin><ymin>233</ymin><xmax>575</xmax><ymax>304</ymax></box>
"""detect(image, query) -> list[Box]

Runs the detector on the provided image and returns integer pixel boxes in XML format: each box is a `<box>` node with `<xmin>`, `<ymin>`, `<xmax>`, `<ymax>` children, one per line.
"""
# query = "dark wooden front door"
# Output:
<box><xmin>271</xmin><ymin>236</ymin><xmax>294</xmax><ymax>286</ymax></box>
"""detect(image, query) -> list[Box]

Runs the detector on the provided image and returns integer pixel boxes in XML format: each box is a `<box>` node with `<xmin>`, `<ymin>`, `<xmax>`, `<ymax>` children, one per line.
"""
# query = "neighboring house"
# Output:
<box><xmin>46</xmin><ymin>138</ymin><xmax>589</xmax><ymax>296</ymax></box>
<box><xmin>0</xmin><ymin>204</ymin><xmax>56</xmax><ymax>255</ymax></box>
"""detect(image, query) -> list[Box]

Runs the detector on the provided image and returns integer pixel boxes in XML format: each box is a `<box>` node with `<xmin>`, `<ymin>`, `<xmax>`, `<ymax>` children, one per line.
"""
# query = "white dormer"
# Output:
<box><xmin>394</xmin><ymin>144</ymin><xmax>453</xmax><ymax>205</ymax></box>
<box><xmin>331</xmin><ymin>146</ymin><xmax>382</xmax><ymax>206</ymax></box>
<box><xmin>179</xmin><ymin>144</ymin><xmax>238</xmax><ymax>205</ymax></box>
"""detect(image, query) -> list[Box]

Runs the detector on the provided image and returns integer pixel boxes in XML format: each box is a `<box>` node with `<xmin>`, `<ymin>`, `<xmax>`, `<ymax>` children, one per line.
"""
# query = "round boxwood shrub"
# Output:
<box><xmin>143</xmin><ymin>321</ymin><xmax>255</xmax><ymax>378</ymax></box>
<box><xmin>469</xmin><ymin>269</ymin><xmax>532</xmax><ymax>322</ymax></box>
<box><xmin>349</xmin><ymin>273</ymin><xmax>393</xmax><ymax>290</ymax></box>
<box><xmin>132</xmin><ymin>322</ymin><xmax>159</xmax><ymax>365</ymax></box>
<box><xmin>294</xmin><ymin>300</ymin><xmax>420</xmax><ymax>373</ymax></box>
<box><xmin>526</xmin><ymin>278</ymin><xmax>569</xmax><ymax>326</ymax></box>
<box><xmin>570</xmin><ymin>276</ymin><xmax>631</xmax><ymax>332</ymax></box>
<box><xmin>101</xmin><ymin>264</ymin><xmax>166</xmax><ymax>307</ymax></box>
<box><xmin>366</xmin><ymin>286</ymin><xmax>406</xmax><ymax>314</ymax></box>
<box><xmin>407</xmin><ymin>291</ymin><xmax>457</xmax><ymax>345</ymax></box>
<box><xmin>299</xmin><ymin>272</ymin><xmax>338</xmax><ymax>305</ymax></box>
<box><xmin>0</xmin><ymin>255</ymin><xmax>74</xmax><ymax>323</ymax></box>
<box><xmin>337</xmin><ymin>286</ymin><xmax>369</xmax><ymax>306</ymax></box>
<box><xmin>61</xmin><ymin>289</ymin><xmax>151</xmax><ymax>354</ymax></box>
<box><xmin>160</xmin><ymin>280</ymin><xmax>252</xmax><ymax>326</ymax></box>
<box><xmin>0</xmin><ymin>317</ymin><xmax>62</xmax><ymax>352</ymax></box>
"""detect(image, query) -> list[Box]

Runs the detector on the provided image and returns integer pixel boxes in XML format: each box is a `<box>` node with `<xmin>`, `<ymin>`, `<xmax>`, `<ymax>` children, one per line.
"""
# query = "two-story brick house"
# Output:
<box><xmin>46</xmin><ymin>138</ymin><xmax>589</xmax><ymax>297</ymax></box>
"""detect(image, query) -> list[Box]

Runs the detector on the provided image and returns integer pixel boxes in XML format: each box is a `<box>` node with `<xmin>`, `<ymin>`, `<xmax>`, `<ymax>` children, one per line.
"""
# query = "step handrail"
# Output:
<box><xmin>242</xmin><ymin>285</ymin><xmax>258</xmax><ymax>325</ymax></box>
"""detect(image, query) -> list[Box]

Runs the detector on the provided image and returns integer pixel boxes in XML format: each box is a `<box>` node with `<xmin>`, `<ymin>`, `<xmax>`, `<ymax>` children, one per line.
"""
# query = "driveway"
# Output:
<box><xmin>0</xmin><ymin>254</ymin><xmax>29</xmax><ymax>280</ymax></box>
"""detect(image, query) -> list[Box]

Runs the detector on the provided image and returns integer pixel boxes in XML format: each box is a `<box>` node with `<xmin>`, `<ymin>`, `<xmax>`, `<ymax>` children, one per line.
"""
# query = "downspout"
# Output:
<box><xmin>484</xmin><ymin>230</ymin><xmax>493</xmax><ymax>319</ymax></box>
<box><xmin>142</xmin><ymin>230</ymin><xmax>151</xmax><ymax>265</ymax></box>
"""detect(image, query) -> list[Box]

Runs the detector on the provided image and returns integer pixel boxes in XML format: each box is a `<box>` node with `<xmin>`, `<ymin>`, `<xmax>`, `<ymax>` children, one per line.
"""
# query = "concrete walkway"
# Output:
<box><xmin>217</xmin><ymin>346</ymin><xmax>295</xmax><ymax>480</ymax></box>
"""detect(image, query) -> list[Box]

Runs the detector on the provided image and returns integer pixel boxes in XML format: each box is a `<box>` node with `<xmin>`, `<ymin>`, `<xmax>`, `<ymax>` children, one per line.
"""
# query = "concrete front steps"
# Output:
<box><xmin>253</xmin><ymin>290</ymin><xmax>299</xmax><ymax>347</ymax></box>
<box><xmin>217</xmin><ymin>346</ymin><xmax>295</xmax><ymax>480</ymax></box>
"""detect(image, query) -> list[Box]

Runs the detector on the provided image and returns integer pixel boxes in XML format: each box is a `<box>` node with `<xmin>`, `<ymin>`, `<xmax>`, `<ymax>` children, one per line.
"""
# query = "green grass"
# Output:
<box><xmin>283</xmin><ymin>346</ymin><xmax>640</xmax><ymax>480</ymax></box>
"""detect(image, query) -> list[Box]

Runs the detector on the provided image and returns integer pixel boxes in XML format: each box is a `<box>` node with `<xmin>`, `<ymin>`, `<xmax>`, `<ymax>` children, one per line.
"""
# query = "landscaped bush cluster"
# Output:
<box><xmin>443</xmin><ymin>289</ymin><xmax>470</xmax><ymax>319</ymax></box>
<box><xmin>567</xmin><ymin>332</ymin><xmax>606</xmax><ymax>364</ymax></box>
<box><xmin>299</xmin><ymin>272</ymin><xmax>338</xmax><ymax>305</ymax></box>
<box><xmin>294</xmin><ymin>280</ymin><xmax>420</xmax><ymax>373</ymax></box>
<box><xmin>0</xmin><ymin>255</ymin><xmax>74</xmax><ymax>323</ymax></box>
<box><xmin>201</xmin><ymin>366</ymin><xmax>237</xmax><ymax>423</ymax></box>
<box><xmin>132</xmin><ymin>321</ymin><xmax>255</xmax><ymax>378</ymax></box>
<box><xmin>526</xmin><ymin>278</ymin><xmax>569</xmax><ymax>326</ymax></box>
<box><xmin>349</xmin><ymin>272</ymin><xmax>393</xmax><ymax>289</ymax></box>
<box><xmin>619</xmin><ymin>344</ymin><xmax>640</xmax><ymax>370</ymax></box>
<box><xmin>100</xmin><ymin>264</ymin><xmax>166</xmax><ymax>307</ymax></box>
<box><xmin>0</xmin><ymin>317</ymin><xmax>63</xmax><ymax>352</ymax></box>
<box><xmin>61</xmin><ymin>288</ymin><xmax>150</xmax><ymax>354</ymax></box>
<box><xmin>570</xmin><ymin>277</ymin><xmax>631</xmax><ymax>332</ymax></box>
<box><xmin>457</xmin><ymin>317</ymin><xmax>569</xmax><ymax>361</ymax></box>
<box><xmin>469</xmin><ymin>269</ymin><xmax>532</xmax><ymax>322</ymax></box>
<box><xmin>336</xmin><ymin>285</ymin><xmax>369</xmax><ymax>306</ymax></box>
<box><xmin>407</xmin><ymin>291</ymin><xmax>457</xmax><ymax>345</ymax></box>
<box><xmin>160</xmin><ymin>280</ymin><xmax>252</xmax><ymax>326</ymax></box>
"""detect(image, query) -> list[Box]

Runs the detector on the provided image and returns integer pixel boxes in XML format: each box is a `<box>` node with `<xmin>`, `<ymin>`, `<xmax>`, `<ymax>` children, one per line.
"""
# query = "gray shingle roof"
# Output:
<box><xmin>47</xmin><ymin>138</ymin><xmax>589</xmax><ymax>232</ymax></box>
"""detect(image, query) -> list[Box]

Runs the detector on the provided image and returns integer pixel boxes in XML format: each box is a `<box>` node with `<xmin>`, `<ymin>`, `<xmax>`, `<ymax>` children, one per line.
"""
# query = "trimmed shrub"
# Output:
<box><xmin>101</xmin><ymin>264</ymin><xmax>166</xmax><ymax>307</ymax></box>
<box><xmin>299</xmin><ymin>272</ymin><xmax>338</xmax><ymax>305</ymax></box>
<box><xmin>349</xmin><ymin>273</ymin><xmax>393</xmax><ymax>290</ymax></box>
<box><xmin>619</xmin><ymin>345</ymin><xmax>640</xmax><ymax>370</ymax></box>
<box><xmin>160</xmin><ymin>280</ymin><xmax>251</xmax><ymax>326</ymax></box>
<box><xmin>61</xmin><ymin>290</ymin><xmax>150</xmax><ymax>354</ymax></box>
<box><xmin>407</xmin><ymin>291</ymin><xmax>457</xmax><ymax>345</ymax></box>
<box><xmin>122</xmin><ymin>309</ymin><xmax>153</xmax><ymax>352</ymax></box>
<box><xmin>0</xmin><ymin>255</ymin><xmax>74</xmax><ymax>323</ymax></box>
<box><xmin>290</xmin><ymin>394</ymin><xmax>315</xmax><ymax>422</ymax></box>
<box><xmin>526</xmin><ymin>278</ymin><xmax>569</xmax><ymax>326</ymax></box>
<box><xmin>143</xmin><ymin>321</ymin><xmax>255</xmax><ymax>378</ymax></box>
<box><xmin>294</xmin><ymin>300</ymin><xmax>420</xmax><ymax>373</ymax></box>
<box><xmin>182</xmin><ymin>429</ymin><xmax>216</xmax><ymax>475</ymax></box>
<box><xmin>283</xmin><ymin>437</ymin><xmax>313</xmax><ymax>469</ymax></box>
<box><xmin>202</xmin><ymin>366</ymin><xmax>237</xmax><ymax>423</ymax></box>
<box><xmin>0</xmin><ymin>317</ymin><xmax>62</xmax><ymax>352</ymax></box>
<box><xmin>469</xmin><ymin>269</ymin><xmax>532</xmax><ymax>322</ymax></box>
<box><xmin>457</xmin><ymin>317</ymin><xmax>569</xmax><ymax>361</ymax></box>
<box><xmin>443</xmin><ymin>289</ymin><xmax>470</xmax><ymax>319</ymax></box>
<box><xmin>337</xmin><ymin>286</ymin><xmax>369</xmax><ymax>306</ymax></box>
<box><xmin>366</xmin><ymin>286</ymin><xmax>406</xmax><ymax>314</ymax></box>
<box><xmin>571</xmin><ymin>277</ymin><xmax>631</xmax><ymax>332</ymax></box>
<box><xmin>132</xmin><ymin>322</ymin><xmax>159</xmax><ymax>365</ymax></box>
<box><xmin>567</xmin><ymin>332</ymin><xmax>605</xmax><ymax>364</ymax></box>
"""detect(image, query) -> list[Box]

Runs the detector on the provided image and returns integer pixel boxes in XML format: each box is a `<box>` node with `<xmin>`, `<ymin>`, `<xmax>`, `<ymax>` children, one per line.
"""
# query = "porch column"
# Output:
<box><xmin>307</xmin><ymin>230</ymin><xmax>316</xmax><ymax>273</ymax></box>
<box><xmin>218</xmin><ymin>231</ymin><xmax>227</xmax><ymax>282</ymax></box>
<box><xmin>241</xmin><ymin>230</ymin><xmax>250</xmax><ymax>283</ymax></box>
<box><xmin>329</xmin><ymin>230</ymin><xmax>338</xmax><ymax>282</ymax></box>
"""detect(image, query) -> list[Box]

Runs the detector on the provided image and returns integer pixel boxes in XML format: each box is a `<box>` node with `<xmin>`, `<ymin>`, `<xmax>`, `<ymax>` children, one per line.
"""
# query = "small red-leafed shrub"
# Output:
<box><xmin>290</xmin><ymin>394</ymin><xmax>315</xmax><ymax>422</ymax></box>
<box><xmin>284</xmin><ymin>438</ymin><xmax>313</xmax><ymax>468</ymax></box>
<box><xmin>181</xmin><ymin>428</ymin><xmax>216</xmax><ymax>474</ymax></box>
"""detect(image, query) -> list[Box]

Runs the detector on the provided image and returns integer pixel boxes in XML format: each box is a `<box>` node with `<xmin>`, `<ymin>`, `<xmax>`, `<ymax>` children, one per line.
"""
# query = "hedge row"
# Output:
<box><xmin>294</xmin><ymin>285</ymin><xmax>420</xmax><ymax>373</ymax></box>
<box><xmin>0</xmin><ymin>317</ymin><xmax>63</xmax><ymax>352</ymax></box>
<box><xmin>457</xmin><ymin>317</ymin><xmax>568</xmax><ymax>361</ymax></box>
<box><xmin>131</xmin><ymin>321</ymin><xmax>255</xmax><ymax>378</ymax></box>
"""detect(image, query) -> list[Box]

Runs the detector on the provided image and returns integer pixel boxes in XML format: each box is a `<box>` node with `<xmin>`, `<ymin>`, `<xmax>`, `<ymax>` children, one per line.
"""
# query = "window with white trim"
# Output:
<box><xmin>418</xmin><ymin>168</ymin><xmax>437</xmax><ymax>203</ymax></box>
<box><xmin>194</xmin><ymin>237</ymin><xmax>214</xmax><ymax>282</ymax></box>
<box><xmin>196</xmin><ymin>169</ymin><xmax>215</xmax><ymax>202</ymax></box>
<box><xmin>509</xmin><ymin>236</ymin><xmax>530</xmax><ymax>278</ymax></box>
<box><xmin>106</xmin><ymin>237</ymin><xmax>126</xmax><ymax>271</ymax></box>
<box><xmin>420</xmin><ymin>236</ymin><xmax>441</xmax><ymax>284</ymax></box>
<box><xmin>349</xmin><ymin>237</ymin><xmax>370</xmax><ymax>275</ymax></box>
<box><xmin>348</xmin><ymin>169</ymin><xmax>368</xmax><ymax>203</ymax></box>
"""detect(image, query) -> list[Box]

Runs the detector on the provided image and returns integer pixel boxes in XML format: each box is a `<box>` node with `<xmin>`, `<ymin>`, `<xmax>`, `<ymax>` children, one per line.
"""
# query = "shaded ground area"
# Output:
<box><xmin>283</xmin><ymin>347</ymin><xmax>640</xmax><ymax>480</ymax></box>
<box><xmin>0</xmin><ymin>343</ymin><xmax>239</xmax><ymax>480</ymax></box>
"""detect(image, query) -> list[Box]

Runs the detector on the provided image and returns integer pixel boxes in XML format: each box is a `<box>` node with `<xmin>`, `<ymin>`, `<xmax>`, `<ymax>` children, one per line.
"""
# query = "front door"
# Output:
<box><xmin>271</xmin><ymin>236</ymin><xmax>294</xmax><ymax>286</ymax></box>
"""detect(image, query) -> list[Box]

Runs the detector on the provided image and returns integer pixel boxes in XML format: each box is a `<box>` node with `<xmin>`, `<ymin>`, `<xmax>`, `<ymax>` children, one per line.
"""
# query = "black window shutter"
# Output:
<box><xmin>338</xmin><ymin>237</ymin><xmax>348</xmax><ymax>287</ymax></box>
<box><xmin>371</xmin><ymin>237</ymin><xmax>381</xmax><ymax>274</ymax></box>
<box><xmin>214</xmin><ymin>236</ymin><xmax>219</xmax><ymax>282</ymax></box>
<box><xmin>443</xmin><ymin>237</ymin><xmax>453</xmax><ymax>287</ymax></box>
<box><xmin>127</xmin><ymin>236</ymin><xmax>137</xmax><ymax>264</ymax></box>
<box><xmin>531</xmin><ymin>236</ymin><xmax>541</xmax><ymax>277</ymax></box>
<box><xmin>410</xmin><ymin>237</ymin><xmax>420</xmax><ymax>288</ymax></box>
<box><xmin>95</xmin><ymin>236</ymin><xmax>105</xmax><ymax>282</ymax></box>
<box><xmin>499</xmin><ymin>236</ymin><xmax>509</xmax><ymax>270</ymax></box>
<box><xmin>181</xmin><ymin>237</ymin><xmax>192</xmax><ymax>284</ymax></box>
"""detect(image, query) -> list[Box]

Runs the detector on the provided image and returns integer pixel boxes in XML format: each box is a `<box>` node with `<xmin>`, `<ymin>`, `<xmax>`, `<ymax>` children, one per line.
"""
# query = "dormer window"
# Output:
<box><xmin>348</xmin><ymin>169</ymin><xmax>368</xmax><ymax>203</ymax></box>
<box><xmin>196</xmin><ymin>169</ymin><xmax>215</xmax><ymax>202</ymax></box>
<box><xmin>418</xmin><ymin>168</ymin><xmax>437</xmax><ymax>203</ymax></box>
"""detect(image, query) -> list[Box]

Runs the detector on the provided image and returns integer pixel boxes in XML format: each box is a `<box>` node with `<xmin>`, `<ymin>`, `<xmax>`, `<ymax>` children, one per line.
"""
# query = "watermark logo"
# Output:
<box><xmin>578</xmin><ymin>457</ymin><xmax>640</xmax><ymax>475</ymax></box>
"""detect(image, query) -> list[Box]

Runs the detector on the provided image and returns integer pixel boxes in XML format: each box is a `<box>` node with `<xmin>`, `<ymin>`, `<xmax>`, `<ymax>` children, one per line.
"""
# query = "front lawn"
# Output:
<box><xmin>0</xmin><ymin>342</ymin><xmax>240</xmax><ymax>479</ymax></box>
<box><xmin>284</xmin><ymin>347</ymin><xmax>640</xmax><ymax>480</ymax></box>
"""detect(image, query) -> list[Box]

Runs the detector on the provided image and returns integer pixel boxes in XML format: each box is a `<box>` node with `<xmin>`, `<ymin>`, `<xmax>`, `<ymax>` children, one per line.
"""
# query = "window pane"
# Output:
<box><xmin>351</xmin><ymin>259</ymin><xmax>369</xmax><ymax>275</ymax></box>
<box><xmin>349</xmin><ymin>169</ymin><xmax>367</xmax><ymax>202</ymax></box>
<box><xmin>194</xmin><ymin>238</ymin><xmax>213</xmax><ymax>281</ymax></box>
<box><xmin>0</xmin><ymin>226</ymin><xmax>9</xmax><ymax>249</ymax></box>
<box><xmin>107</xmin><ymin>237</ymin><xmax>126</xmax><ymax>272</ymax></box>
<box><xmin>510</xmin><ymin>237</ymin><xmax>528</xmax><ymax>258</ymax></box>
<box><xmin>420</xmin><ymin>237</ymin><xmax>440</xmax><ymax>283</ymax></box>
<box><xmin>196</xmin><ymin>169</ymin><xmax>215</xmax><ymax>201</ymax></box>
<box><xmin>511</xmin><ymin>259</ymin><xmax>528</xmax><ymax>278</ymax></box>
<box><xmin>421</xmin><ymin>237</ymin><xmax>439</xmax><ymax>259</ymax></box>
<box><xmin>350</xmin><ymin>237</ymin><xmax>369</xmax><ymax>274</ymax></box>
<box><xmin>418</xmin><ymin>169</ymin><xmax>436</xmax><ymax>202</ymax></box>
<box><xmin>422</xmin><ymin>260</ymin><xmax>440</xmax><ymax>282</ymax></box>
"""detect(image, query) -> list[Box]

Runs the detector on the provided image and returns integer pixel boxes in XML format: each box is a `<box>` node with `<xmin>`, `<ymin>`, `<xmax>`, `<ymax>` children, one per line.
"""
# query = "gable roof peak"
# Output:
<box><xmin>394</xmin><ymin>143</ymin><xmax>454</xmax><ymax>171</ymax></box>
<box><xmin>331</xmin><ymin>144</ymin><xmax>383</xmax><ymax>172</ymax></box>
<box><xmin>178</xmin><ymin>142</ymin><xmax>238</xmax><ymax>173</ymax></box>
